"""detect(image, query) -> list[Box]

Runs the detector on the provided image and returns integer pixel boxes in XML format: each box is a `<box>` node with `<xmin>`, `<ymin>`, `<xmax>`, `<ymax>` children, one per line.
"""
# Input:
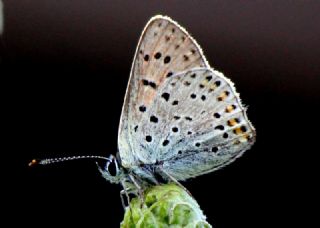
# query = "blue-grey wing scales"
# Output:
<box><xmin>118</xmin><ymin>15</ymin><xmax>210</xmax><ymax>167</ymax></box>
<box><xmin>137</xmin><ymin>68</ymin><xmax>256</xmax><ymax>180</ymax></box>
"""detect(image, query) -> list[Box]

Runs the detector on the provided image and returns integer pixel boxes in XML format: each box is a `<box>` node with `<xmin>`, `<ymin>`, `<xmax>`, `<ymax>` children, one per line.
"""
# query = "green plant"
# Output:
<box><xmin>121</xmin><ymin>184</ymin><xmax>212</xmax><ymax>228</ymax></box>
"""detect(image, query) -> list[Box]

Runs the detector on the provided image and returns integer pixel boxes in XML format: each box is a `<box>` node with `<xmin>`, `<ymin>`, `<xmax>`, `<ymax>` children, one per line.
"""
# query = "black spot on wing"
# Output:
<box><xmin>172</xmin><ymin>100</ymin><xmax>179</xmax><ymax>106</ymax></box>
<box><xmin>139</xmin><ymin>105</ymin><xmax>146</xmax><ymax>112</ymax></box>
<box><xmin>146</xmin><ymin>135</ymin><xmax>152</xmax><ymax>142</ymax></box>
<box><xmin>150</xmin><ymin>115</ymin><xmax>158</xmax><ymax>123</ymax></box>
<box><xmin>215</xmin><ymin>125</ymin><xmax>225</xmax><ymax>130</ymax></box>
<box><xmin>166</xmin><ymin>72</ymin><xmax>173</xmax><ymax>78</ymax></box>
<box><xmin>162</xmin><ymin>140</ymin><xmax>170</xmax><ymax>146</ymax></box>
<box><xmin>154</xmin><ymin>52</ymin><xmax>162</xmax><ymax>59</ymax></box>
<box><xmin>164</xmin><ymin>56</ymin><xmax>171</xmax><ymax>64</ymax></box>
<box><xmin>214</xmin><ymin>113</ymin><xmax>221</xmax><ymax>118</ymax></box>
<box><xmin>161</xmin><ymin>92</ymin><xmax>170</xmax><ymax>101</ymax></box>
<box><xmin>141</xmin><ymin>79</ymin><xmax>157</xmax><ymax>89</ymax></box>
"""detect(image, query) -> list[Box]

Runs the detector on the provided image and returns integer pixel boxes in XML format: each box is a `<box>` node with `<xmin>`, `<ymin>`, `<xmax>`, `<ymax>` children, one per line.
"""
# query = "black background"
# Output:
<box><xmin>3</xmin><ymin>1</ymin><xmax>319</xmax><ymax>227</ymax></box>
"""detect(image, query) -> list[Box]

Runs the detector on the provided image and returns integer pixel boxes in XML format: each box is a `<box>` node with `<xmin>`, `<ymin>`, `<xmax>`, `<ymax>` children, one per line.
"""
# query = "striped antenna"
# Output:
<box><xmin>29</xmin><ymin>155</ymin><xmax>111</xmax><ymax>167</ymax></box>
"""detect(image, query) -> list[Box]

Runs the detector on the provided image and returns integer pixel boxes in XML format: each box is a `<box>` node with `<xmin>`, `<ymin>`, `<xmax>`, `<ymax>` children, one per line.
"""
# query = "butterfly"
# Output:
<box><xmin>30</xmin><ymin>15</ymin><xmax>256</xmax><ymax>204</ymax></box>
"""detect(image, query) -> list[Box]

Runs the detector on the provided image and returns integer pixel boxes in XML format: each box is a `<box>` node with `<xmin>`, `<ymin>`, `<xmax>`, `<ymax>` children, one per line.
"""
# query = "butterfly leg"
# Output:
<box><xmin>120</xmin><ymin>188</ymin><xmax>130</xmax><ymax>209</ymax></box>
<box><xmin>128</xmin><ymin>174</ymin><xmax>145</xmax><ymax>208</ymax></box>
<box><xmin>120</xmin><ymin>186</ymin><xmax>136</xmax><ymax>223</ymax></box>
<box><xmin>159</xmin><ymin>168</ymin><xmax>192</xmax><ymax>196</ymax></box>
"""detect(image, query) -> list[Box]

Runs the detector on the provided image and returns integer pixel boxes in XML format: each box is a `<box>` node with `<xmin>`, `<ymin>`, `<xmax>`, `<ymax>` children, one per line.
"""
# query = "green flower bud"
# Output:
<box><xmin>121</xmin><ymin>184</ymin><xmax>212</xmax><ymax>228</ymax></box>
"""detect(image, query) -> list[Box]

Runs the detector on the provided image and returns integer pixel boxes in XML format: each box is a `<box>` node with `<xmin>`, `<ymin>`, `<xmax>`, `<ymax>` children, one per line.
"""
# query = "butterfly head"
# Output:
<box><xmin>97</xmin><ymin>154</ymin><xmax>126</xmax><ymax>184</ymax></box>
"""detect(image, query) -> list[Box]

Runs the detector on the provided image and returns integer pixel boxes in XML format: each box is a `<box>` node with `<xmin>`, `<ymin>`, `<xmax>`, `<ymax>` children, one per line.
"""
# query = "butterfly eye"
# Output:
<box><xmin>107</xmin><ymin>160</ymin><xmax>117</xmax><ymax>176</ymax></box>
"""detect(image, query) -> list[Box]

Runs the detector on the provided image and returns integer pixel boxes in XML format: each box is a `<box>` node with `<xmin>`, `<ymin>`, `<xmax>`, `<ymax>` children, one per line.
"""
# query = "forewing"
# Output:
<box><xmin>136</xmin><ymin>68</ymin><xmax>255</xmax><ymax>180</ymax></box>
<box><xmin>118</xmin><ymin>15</ymin><xmax>209</xmax><ymax>166</ymax></box>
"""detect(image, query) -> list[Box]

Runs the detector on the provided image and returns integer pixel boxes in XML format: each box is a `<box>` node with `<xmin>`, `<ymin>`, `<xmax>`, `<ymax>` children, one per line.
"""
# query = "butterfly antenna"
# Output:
<box><xmin>29</xmin><ymin>155</ymin><xmax>111</xmax><ymax>167</ymax></box>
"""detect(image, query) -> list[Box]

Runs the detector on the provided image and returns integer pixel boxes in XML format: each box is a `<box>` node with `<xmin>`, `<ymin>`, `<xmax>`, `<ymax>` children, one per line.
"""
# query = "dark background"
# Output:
<box><xmin>3</xmin><ymin>1</ymin><xmax>319</xmax><ymax>227</ymax></box>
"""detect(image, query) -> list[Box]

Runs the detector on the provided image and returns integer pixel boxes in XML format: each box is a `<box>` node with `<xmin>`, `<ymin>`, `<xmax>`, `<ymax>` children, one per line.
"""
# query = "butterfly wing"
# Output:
<box><xmin>138</xmin><ymin>67</ymin><xmax>256</xmax><ymax>180</ymax></box>
<box><xmin>118</xmin><ymin>15</ymin><xmax>209</xmax><ymax>167</ymax></box>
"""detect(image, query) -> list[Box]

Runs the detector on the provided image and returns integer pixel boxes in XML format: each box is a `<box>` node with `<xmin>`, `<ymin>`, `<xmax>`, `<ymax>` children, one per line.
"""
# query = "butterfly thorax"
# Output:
<box><xmin>130</xmin><ymin>162</ymin><xmax>168</xmax><ymax>184</ymax></box>
<box><xmin>97</xmin><ymin>153</ymin><xmax>166</xmax><ymax>191</ymax></box>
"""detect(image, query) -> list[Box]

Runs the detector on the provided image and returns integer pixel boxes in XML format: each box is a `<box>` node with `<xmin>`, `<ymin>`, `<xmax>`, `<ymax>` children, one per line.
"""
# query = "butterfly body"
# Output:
<box><xmin>98</xmin><ymin>15</ymin><xmax>255</xmax><ymax>194</ymax></box>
